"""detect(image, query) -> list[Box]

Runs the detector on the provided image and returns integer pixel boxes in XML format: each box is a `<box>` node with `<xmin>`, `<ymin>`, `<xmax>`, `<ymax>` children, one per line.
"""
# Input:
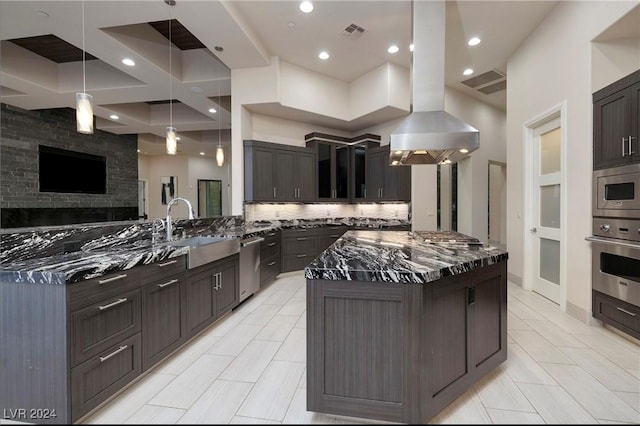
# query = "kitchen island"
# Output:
<box><xmin>304</xmin><ymin>230</ymin><xmax>508</xmax><ymax>424</ymax></box>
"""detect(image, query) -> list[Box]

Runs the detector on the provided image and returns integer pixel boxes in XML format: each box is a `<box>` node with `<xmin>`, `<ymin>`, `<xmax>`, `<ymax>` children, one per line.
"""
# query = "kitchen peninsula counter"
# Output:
<box><xmin>304</xmin><ymin>230</ymin><xmax>508</xmax><ymax>424</ymax></box>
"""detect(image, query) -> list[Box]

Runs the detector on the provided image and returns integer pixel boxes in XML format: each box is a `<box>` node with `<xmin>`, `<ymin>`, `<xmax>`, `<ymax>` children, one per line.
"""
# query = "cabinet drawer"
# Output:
<box><xmin>261</xmin><ymin>229</ymin><xmax>281</xmax><ymax>244</ymax></box>
<box><xmin>261</xmin><ymin>255</ymin><xmax>281</xmax><ymax>286</ymax></box>
<box><xmin>71</xmin><ymin>333</ymin><xmax>142</xmax><ymax>421</ymax></box>
<box><xmin>318</xmin><ymin>225</ymin><xmax>348</xmax><ymax>237</ymax></box>
<box><xmin>261</xmin><ymin>239</ymin><xmax>281</xmax><ymax>260</ymax></box>
<box><xmin>71</xmin><ymin>289</ymin><xmax>142</xmax><ymax>366</ymax></box>
<box><xmin>282</xmin><ymin>228</ymin><xmax>319</xmax><ymax>238</ymax></box>
<box><xmin>137</xmin><ymin>255</ymin><xmax>186</xmax><ymax>285</ymax></box>
<box><xmin>68</xmin><ymin>269</ymin><xmax>140</xmax><ymax>311</ymax></box>
<box><xmin>282</xmin><ymin>253</ymin><xmax>314</xmax><ymax>273</ymax></box>
<box><xmin>593</xmin><ymin>290</ymin><xmax>640</xmax><ymax>339</ymax></box>
<box><xmin>282</xmin><ymin>236</ymin><xmax>317</xmax><ymax>254</ymax></box>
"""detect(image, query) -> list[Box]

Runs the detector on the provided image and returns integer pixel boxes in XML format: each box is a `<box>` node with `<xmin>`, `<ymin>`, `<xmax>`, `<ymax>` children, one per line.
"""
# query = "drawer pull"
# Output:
<box><xmin>98</xmin><ymin>274</ymin><xmax>127</xmax><ymax>285</ymax></box>
<box><xmin>98</xmin><ymin>298</ymin><xmax>128</xmax><ymax>311</ymax></box>
<box><xmin>296</xmin><ymin>254</ymin><xmax>307</xmax><ymax>258</ymax></box>
<box><xmin>296</xmin><ymin>238</ymin><xmax>308</xmax><ymax>241</ymax></box>
<box><xmin>616</xmin><ymin>307</ymin><xmax>637</xmax><ymax>317</ymax></box>
<box><xmin>267</xmin><ymin>242</ymin><xmax>276</xmax><ymax>247</ymax></box>
<box><xmin>99</xmin><ymin>345</ymin><xmax>128</xmax><ymax>362</ymax></box>
<box><xmin>268</xmin><ymin>232</ymin><xmax>276</xmax><ymax>236</ymax></box>
<box><xmin>157</xmin><ymin>279</ymin><xmax>179</xmax><ymax>289</ymax></box>
<box><xmin>268</xmin><ymin>261</ymin><xmax>276</xmax><ymax>266</ymax></box>
<box><xmin>330</xmin><ymin>235</ymin><xmax>339</xmax><ymax>238</ymax></box>
<box><xmin>157</xmin><ymin>260</ymin><xmax>178</xmax><ymax>267</ymax></box>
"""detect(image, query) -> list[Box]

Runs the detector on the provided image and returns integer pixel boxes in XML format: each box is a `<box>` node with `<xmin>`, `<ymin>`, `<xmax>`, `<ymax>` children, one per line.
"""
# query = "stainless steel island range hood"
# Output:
<box><xmin>389</xmin><ymin>0</ymin><xmax>479</xmax><ymax>165</ymax></box>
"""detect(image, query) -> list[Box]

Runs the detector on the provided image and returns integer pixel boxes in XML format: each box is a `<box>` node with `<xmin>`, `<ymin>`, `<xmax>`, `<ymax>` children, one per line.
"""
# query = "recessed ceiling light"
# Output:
<box><xmin>299</xmin><ymin>1</ymin><xmax>313</xmax><ymax>13</ymax></box>
<box><xmin>463</xmin><ymin>68</ymin><xmax>474</xmax><ymax>76</ymax></box>
<box><xmin>109</xmin><ymin>114</ymin><xmax>119</xmax><ymax>120</ymax></box>
<box><xmin>318</xmin><ymin>51</ymin><xmax>330</xmax><ymax>60</ymax></box>
<box><xmin>208</xmin><ymin>108</ymin><xmax>217</xmax><ymax>113</ymax></box>
<box><xmin>409</xmin><ymin>43</ymin><xmax>414</xmax><ymax>52</ymax></box>
<box><xmin>459</xmin><ymin>148</ymin><xmax>469</xmax><ymax>154</ymax></box>
<box><xmin>122</xmin><ymin>58</ymin><xmax>135</xmax><ymax>66</ymax></box>
<box><xmin>468</xmin><ymin>37</ymin><xmax>481</xmax><ymax>46</ymax></box>
<box><xmin>288</xmin><ymin>22</ymin><xmax>296</xmax><ymax>28</ymax></box>
<box><xmin>387</xmin><ymin>45</ymin><xmax>399</xmax><ymax>54</ymax></box>
<box><xmin>190</xmin><ymin>86</ymin><xmax>204</xmax><ymax>93</ymax></box>
<box><xmin>200</xmin><ymin>152</ymin><xmax>205</xmax><ymax>156</ymax></box>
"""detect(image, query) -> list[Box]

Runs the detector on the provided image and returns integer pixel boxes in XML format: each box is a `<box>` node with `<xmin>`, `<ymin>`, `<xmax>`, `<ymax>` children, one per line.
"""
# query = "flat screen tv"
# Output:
<box><xmin>39</xmin><ymin>145</ymin><xmax>107</xmax><ymax>194</ymax></box>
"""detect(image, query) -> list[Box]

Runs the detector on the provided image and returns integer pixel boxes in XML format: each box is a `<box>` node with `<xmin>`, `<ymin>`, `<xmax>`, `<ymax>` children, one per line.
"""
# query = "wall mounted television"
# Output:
<box><xmin>39</xmin><ymin>145</ymin><xmax>107</xmax><ymax>194</ymax></box>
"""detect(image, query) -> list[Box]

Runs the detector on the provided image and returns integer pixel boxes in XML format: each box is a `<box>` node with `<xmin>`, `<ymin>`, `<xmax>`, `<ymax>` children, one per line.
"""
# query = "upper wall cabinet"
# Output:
<box><xmin>365</xmin><ymin>145</ymin><xmax>411</xmax><ymax>202</ymax></box>
<box><xmin>244</xmin><ymin>140</ymin><xmax>316</xmax><ymax>202</ymax></box>
<box><xmin>593</xmin><ymin>69</ymin><xmax>640</xmax><ymax>170</ymax></box>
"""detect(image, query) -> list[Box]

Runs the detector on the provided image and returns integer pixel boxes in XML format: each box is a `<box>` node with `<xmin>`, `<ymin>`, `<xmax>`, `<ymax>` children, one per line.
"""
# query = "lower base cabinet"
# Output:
<box><xmin>593</xmin><ymin>290</ymin><xmax>640</xmax><ymax>339</ymax></box>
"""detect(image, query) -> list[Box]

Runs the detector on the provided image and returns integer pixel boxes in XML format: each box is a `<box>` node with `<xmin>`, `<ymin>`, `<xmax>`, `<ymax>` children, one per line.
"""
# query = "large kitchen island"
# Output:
<box><xmin>304</xmin><ymin>230</ymin><xmax>508</xmax><ymax>424</ymax></box>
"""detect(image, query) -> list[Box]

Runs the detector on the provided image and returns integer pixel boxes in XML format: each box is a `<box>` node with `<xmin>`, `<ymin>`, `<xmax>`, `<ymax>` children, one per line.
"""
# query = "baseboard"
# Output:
<box><xmin>566</xmin><ymin>300</ymin><xmax>600</xmax><ymax>326</ymax></box>
<box><xmin>507</xmin><ymin>272</ymin><xmax>522</xmax><ymax>286</ymax></box>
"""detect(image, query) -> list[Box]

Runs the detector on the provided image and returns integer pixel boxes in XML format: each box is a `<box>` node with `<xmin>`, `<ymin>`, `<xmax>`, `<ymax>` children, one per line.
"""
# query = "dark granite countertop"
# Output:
<box><xmin>304</xmin><ymin>230</ymin><xmax>508</xmax><ymax>284</ymax></box>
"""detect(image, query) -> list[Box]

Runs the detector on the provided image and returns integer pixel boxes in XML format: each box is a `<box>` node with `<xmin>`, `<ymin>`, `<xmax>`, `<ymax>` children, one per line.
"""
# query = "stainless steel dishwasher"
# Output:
<box><xmin>239</xmin><ymin>236</ymin><xmax>264</xmax><ymax>302</ymax></box>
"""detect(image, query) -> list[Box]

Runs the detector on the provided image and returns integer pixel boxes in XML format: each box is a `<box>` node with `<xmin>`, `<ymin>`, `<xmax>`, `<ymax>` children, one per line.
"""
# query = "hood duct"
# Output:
<box><xmin>389</xmin><ymin>0</ymin><xmax>479</xmax><ymax>165</ymax></box>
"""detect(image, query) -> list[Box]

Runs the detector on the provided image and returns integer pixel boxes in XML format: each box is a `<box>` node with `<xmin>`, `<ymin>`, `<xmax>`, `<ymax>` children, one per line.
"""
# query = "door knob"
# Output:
<box><xmin>529</xmin><ymin>228</ymin><xmax>537</xmax><ymax>233</ymax></box>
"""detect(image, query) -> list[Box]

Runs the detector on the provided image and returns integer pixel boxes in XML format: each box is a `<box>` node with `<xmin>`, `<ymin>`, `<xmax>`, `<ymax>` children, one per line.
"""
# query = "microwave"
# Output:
<box><xmin>593</xmin><ymin>164</ymin><xmax>640</xmax><ymax>218</ymax></box>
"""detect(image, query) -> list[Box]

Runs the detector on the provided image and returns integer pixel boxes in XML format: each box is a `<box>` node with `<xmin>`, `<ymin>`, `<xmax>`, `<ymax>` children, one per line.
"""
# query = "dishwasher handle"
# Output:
<box><xmin>241</xmin><ymin>237</ymin><xmax>265</xmax><ymax>247</ymax></box>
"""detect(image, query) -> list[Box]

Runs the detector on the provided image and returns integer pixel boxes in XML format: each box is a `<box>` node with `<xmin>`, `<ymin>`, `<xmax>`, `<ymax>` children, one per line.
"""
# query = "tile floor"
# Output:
<box><xmin>77</xmin><ymin>271</ymin><xmax>639</xmax><ymax>425</ymax></box>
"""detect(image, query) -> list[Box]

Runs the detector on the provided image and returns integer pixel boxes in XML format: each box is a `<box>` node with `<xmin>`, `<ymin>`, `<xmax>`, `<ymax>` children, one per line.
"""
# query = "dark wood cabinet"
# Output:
<box><xmin>186</xmin><ymin>254</ymin><xmax>240</xmax><ymax>336</ymax></box>
<box><xmin>244</xmin><ymin>140</ymin><xmax>316</xmax><ymax>202</ymax></box>
<box><xmin>593</xmin><ymin>290</ymin><xmax>640</xmax><ymax>340</ymax></box>
<box><xmin>281</xmin><ymin>228</ymin><xmax>322</xmax><ymax>272</ymax></box>
<box><xmin>593</xmin><ymin>70</ymin><xmax>640</xmax><ymax>170</ymax></box>
<box><xmin>141</xmin><ymin>273</ymin><xmax>187</xmax><ymax>371</ymax></box>
<box><xmin>308</xmin><ymin>141</ymin><xmax>350</xmax><ymax>201</ymax></box>
<box><xmin>366</xmin><ymin>145</ymin><xmax>411</xmax><ymax>201</ymax></box>
<box><xmin>260</xmin><ymin>229</ymin><xmax>281</xmax><ymax>287</ymax></box>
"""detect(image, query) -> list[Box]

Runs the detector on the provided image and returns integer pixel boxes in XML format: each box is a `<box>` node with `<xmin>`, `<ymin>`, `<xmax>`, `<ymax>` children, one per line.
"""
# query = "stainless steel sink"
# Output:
<box><xmin>165</xmin><ymin>236</ymin><xmax>240</xmax><ymax>269</ymax></box>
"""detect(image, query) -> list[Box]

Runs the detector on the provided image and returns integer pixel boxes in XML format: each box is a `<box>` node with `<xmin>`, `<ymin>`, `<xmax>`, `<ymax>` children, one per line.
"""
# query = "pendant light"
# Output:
<box><xmin>166</xmin><ymin>2</ymin><xmax>177</xmax><ymax>155</ymax></box>
<box><xmin>215</xmin><ymin>57</ymin><xmax>224</xmax><ymax>166</ymax></box>
<box><xmin>76</xmin><ymin>0</ymin><xmax>93</xmax><ymax>134</ymax></box>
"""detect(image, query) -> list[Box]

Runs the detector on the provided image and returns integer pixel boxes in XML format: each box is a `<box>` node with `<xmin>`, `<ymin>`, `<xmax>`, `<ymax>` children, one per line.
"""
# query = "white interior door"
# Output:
<box><xmin>531</xmin><ymin>118</ymin><xmax>562</xmax><ymax>303</ymax></box>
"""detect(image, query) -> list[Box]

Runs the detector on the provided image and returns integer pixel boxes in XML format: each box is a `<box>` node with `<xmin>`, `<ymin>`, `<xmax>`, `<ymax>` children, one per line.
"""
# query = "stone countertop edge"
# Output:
<box><xmin>304</xmin><ymin>230</ymin><xmax>508</xmax><ymax>285</ymax></box>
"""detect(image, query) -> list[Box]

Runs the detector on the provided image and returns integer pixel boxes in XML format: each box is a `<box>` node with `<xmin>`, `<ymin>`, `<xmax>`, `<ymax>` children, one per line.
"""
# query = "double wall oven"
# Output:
<box><xmin>588</xmin><ymin>164</ymin><xmax>640</xmax><ymax>339</ymax></box>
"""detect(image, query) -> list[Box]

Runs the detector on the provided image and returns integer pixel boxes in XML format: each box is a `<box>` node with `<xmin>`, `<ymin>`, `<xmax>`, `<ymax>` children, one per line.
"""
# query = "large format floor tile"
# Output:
<box><xmin>82</xmin><ymin>273</ymin><xmax>639</xmax><ymax>425</ymax></box>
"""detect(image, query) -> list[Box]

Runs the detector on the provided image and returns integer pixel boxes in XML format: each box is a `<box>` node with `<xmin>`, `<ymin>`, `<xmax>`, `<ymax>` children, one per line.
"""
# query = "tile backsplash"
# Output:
<box><xmin>245</xmin><ymin>203</ymin><xmax>410</xmax><ymax>222</ymax></box>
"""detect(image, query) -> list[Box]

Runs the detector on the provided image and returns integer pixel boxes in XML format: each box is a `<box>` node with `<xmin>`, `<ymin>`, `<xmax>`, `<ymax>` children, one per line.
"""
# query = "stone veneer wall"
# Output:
<box><xmin>244</xmin><ymin>202</ymin><xmax>410</xmax><ymax>222</ymax></box>
<box><xmin>0</xmin><ymin>104</ymin><xmax>138</xmax><ymax>227</ymax></box>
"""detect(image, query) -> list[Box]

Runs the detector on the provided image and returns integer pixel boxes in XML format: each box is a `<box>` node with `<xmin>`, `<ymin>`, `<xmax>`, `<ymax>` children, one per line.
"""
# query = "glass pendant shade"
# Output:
<box><xmin>166</xmin><ymin>127</ymin><xmax>177</xmax><ymax>155</ymax></box>
<box><xmin>216</xmin><ymin>146</ymin><xmax>224</xmax><ymax>167</ymax></box>
<box><xmin>76</xmin><ymin>92</ymin><xmax>94</xmax><ymax>134</ymax></box>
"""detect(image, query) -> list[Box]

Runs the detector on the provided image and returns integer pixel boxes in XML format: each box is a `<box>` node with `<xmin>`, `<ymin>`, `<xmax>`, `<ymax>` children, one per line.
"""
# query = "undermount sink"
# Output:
<box><xmin>165</xmin><ymin>236</ymin><xmax>240</xmax><ymax>269</ymax></box>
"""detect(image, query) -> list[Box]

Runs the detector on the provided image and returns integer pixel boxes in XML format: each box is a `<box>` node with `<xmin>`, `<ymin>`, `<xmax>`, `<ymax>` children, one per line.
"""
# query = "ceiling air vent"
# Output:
<box><xmin>461</xmin><ymin>69</ymin><xmax>506</xmax><ymax>95</ymax></box>
<box><xmin>342</xmin><ymin>23</ymin><xmax>365</xmax><ymax>39</ymax></box>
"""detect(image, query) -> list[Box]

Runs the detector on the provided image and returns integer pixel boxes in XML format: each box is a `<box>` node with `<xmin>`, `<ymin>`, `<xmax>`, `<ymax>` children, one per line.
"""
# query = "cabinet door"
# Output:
<box><xmin>275</xmin><ymin>150</ymin><xmax>296</xmax><ymax>200</ymax></box>
<box><xmin>469</xmin><ymin>276</ymin><xmax>503</xmax><ymax>368</ymax></box>
<box><xmin>335</xmin><ymin>145</ymin><xmax>350</xmax><ymax>199</ymax></box>
<box><xmin>317</xmin><ymin>142</ymin><xmax>333</xmax><ymax>199</ymax></box>
<box><xmin>629</xmin><ymin>82</ymin><xmax>640</xmax><ymax>164</ymax></box>
<box><xmin>142</xmin><ymin>274</ymin><xmax>186</xmax><ymax>370</ymax></box>
<box><xmin>215</xmin><ymin>257</ymin><xmax>239</xmax><ymax>318</ymax></box>
<box><xmin>366</xmin><ymin>149</ymin><xmax>384</xmax><ymax>200</ymax></box>
<box><xmin>251</xmin><ymin>147</ymin><xmax>276</xmax><ymax>201</ymax></box>
<box><xmin>297</xmin><ymin>151</ymin><xmax>317</xmax><ymax>201</ymax></box>
<box><xmin>594</xmin><ymin>89</ymin><xmax>631</xmax><ymax>170</ymax></box>
<box><xmin>352</xmin><ymin>145</ymin><xmax>367</xmax><ymax>200</ymax></box>
<box><xmin>186</xmin><ymin>266</ymin><xmax>216</xmax><ymax>336</ymax></box>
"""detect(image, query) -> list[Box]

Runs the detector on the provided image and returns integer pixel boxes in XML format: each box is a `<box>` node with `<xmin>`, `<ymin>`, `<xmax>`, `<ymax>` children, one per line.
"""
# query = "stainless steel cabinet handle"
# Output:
<box><xmin>267</xmin><ymin>242</ymin><xmax>276</xmax><ymax>247</ymax></box>
<box><xmin>330</xmin><ymin>234</ymin><xmax>339</xmax><ymax>237</ymax></box>
<box><xmin>629</xmin><ymin>136</ymin><xmax>636</xmax><ymax>155</ymax></box>
<box><xmin>530</xmin><ymin>228</ymin><xmax>537</xmax><ymax>233</ymax></box>
<box><xmin>98</xmin><ymin>274</ymin><xmax>127</xmax><ymax>285</ymax></box>
<box><xmin>268</xmin><ymin>261</ymin><xmax>276</xmax><ymax>266</ymax></box>
<box><xmin>273</xmin><ymin>187</ymin><xmax>277</xmax><ymax>198</ymax></box>
<box><xmin>364</xmin><ymin>188</ymin><xmax>367</xmax><ymax>198</ymax></box>
<box><xmin>99</xmin><ymin>345</ymin><xmax>128</xmax><ymax>362</ymax></box>
<box><xmin>157</xmin><ymin>279</ymin><xmax>178</xmax><ymax>289</ymax></box>
<box><xmin>616</xmin><ymin>307</ymin><xmax>637</xmax><ymax>317</ymax></box>
<box><xmin>296</xmin><ymin>237</ymin><xmax>307</xmax><ymax>241</ymax></box>
<box><xmin>622</xmin><ymin>137</ymin><xmax>628</xmax><ymax>156</ymax></box>
<box><xmin>157</xmin><ymin>260</ymin><xmax>177</xmax><ymax>267</ymax></box>
<box><xmin>98</xmin><ymin>298</ymin><xmax>128</xmax><ymax>311</ymax></box>
<box><xmin>267</xmin><ymin>232</ymin><xmax>275</xmax><ymax>236</ymax></box>
<box><xmin>296</xmin><ymin>254</ymin><xmax>307</xmax><ymax>258</ymax></box>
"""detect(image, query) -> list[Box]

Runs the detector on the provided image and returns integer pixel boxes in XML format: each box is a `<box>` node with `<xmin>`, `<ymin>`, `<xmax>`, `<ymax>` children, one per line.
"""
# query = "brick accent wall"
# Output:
<box><xmin>0</xmin><ymin>104</ymin><xmax>138</xmax><ymax>226</ymax></box>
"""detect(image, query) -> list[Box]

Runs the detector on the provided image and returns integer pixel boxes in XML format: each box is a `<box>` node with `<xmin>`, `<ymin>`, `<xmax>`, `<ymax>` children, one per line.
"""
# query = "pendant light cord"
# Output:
<box><xmin>168</xmin><ymin>14</ymin><xmax>172</xmax><ymax>127</ymax></box>
<box><xmin>82</xmin><ymin>0</ymin><xmax>86</xmax><ymax>93</ymax></box>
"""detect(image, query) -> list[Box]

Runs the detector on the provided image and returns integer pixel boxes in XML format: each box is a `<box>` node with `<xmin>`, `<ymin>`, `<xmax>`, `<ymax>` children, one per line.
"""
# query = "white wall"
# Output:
<box><xmin>506</xmin><ymin>1</ymin><xmax>638</xmax><ymax>319</ymax></box>
<box><xmin>251</xmin><ymin>113</ymin><xmax>350</xmax><ymax>147</ymax></box>
<box><xmin>138</xmin><ymin>154</ymin><xmax>229</xmax><ymax>220</ymax></box>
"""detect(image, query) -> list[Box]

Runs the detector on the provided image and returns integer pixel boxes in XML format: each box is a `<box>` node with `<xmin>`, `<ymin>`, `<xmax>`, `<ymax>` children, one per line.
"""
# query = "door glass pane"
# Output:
<box><xmin>540</xmin><ymin>127</ymin><xmax>561</xmax><ymax>175</ymax></box>
<box><xmin>318</xmin><ymin>143</ymin><xmax>331</xmax><ymax>198</ymax></box>
<box><xmin>539</xmin><ymin>238</ymin><xmax>560</xmax><ymax>285</ymax></box>
<box><xmin>354</xmin><ymin>146</ymin><xmax>366</xmax><ymax>198</ymax></box>
<box><xmin>198</xmin><ymin>180</ymin><xmax>222</xmax><ymax>217</ymax></box>
<box><xmin>336</xmin><ymin>145</ymin><xmax>349</xmax><ymax>198</ymax></box>
<box><xmin>540</xmin><ymin>184</ymin><xmax>560</xmax><ymax>228</ymax></box>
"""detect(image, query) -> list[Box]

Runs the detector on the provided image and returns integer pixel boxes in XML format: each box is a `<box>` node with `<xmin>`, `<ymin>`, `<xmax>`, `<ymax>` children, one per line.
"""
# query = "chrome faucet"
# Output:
<box><xmin>151</xmin><ymin>218</ymin><xmax>166</xmax><ymax>245</ymax></box>
<box><xmin>166</xmin><ymin>197</ymin><xmax>196</xmax><ymax>241</ymax></box>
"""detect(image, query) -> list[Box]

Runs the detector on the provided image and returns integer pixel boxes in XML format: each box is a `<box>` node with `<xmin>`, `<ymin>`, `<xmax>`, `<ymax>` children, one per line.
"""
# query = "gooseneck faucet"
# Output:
<box><xmin>166</xmin><ymin>197</ymin><xmax>196</xmax><ymax>241</ymax></box>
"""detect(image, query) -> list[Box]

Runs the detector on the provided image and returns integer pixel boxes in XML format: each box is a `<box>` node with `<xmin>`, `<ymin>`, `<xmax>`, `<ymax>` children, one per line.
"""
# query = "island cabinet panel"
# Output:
<box><xmin>142</xmin><ymin>273</ymin><xmax>187</xmax><ymax>371</ymax></box>
<box><xmin>214</xmin><ymin>255</ymin><xmax>240</xmax><ymax>318</ymax></box>
<box><xmin>307</xmin><ymin>261</ymin><xmax>507</xmax><ymax>424</ymax></box>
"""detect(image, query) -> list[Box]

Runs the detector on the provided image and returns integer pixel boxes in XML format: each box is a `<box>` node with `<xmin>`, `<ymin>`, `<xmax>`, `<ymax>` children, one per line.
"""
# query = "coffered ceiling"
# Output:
<box><xmin>0</xmin><ymin>1</ymin><xmax>562</xmax><ymax>156</ymax></box>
